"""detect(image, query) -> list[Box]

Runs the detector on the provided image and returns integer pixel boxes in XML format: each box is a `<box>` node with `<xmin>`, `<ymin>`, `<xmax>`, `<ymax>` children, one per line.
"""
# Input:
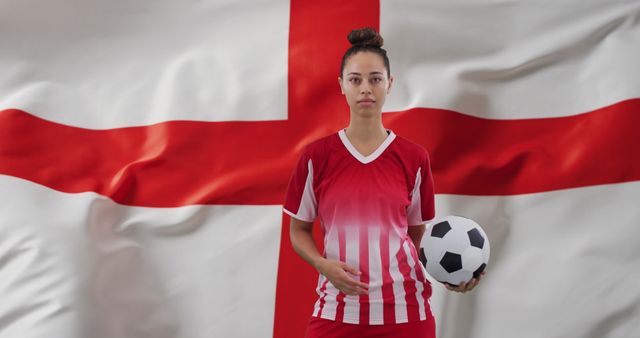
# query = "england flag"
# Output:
<box><xmin>1</xmin><ymin>0</ymin><xmax>639</xmax><ymax>337</ymax></box>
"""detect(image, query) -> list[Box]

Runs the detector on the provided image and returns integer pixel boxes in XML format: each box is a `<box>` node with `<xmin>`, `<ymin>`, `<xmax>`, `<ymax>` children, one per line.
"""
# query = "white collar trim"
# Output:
<box><xmin>338</xmin><ymin>129</ymin><xmax>396</xmax><ymax>164</ymax></box>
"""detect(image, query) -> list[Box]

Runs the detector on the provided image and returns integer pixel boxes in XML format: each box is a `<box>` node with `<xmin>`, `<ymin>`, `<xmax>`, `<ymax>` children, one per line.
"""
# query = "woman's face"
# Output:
<box><xmin>339</xmin><ymin>51</ymin><xmax>393</xmax><ymax>117</ymax></box>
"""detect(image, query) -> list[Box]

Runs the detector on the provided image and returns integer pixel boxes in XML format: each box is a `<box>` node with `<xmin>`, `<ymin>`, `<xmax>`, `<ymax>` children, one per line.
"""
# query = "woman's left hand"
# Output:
<box><xmin>445</xmin><ymin>272</ymin><xmax>485</xmax><ymax>293</ymax></box>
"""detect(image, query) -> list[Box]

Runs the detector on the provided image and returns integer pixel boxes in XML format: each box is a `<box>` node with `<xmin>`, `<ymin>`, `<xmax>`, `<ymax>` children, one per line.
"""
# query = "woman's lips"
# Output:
<box><xmin>357</xmin><ymin>99</ymin><xmax>375</xmax><ymax>106</ymax></box>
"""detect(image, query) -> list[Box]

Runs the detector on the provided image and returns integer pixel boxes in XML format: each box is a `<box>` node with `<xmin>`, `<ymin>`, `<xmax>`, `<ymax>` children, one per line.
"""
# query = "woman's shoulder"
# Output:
<box><xmin>300</xmin><ymin>131</ymin><xmax>341</xmax><ymax>158</ymax></box>
<box><xmin>391</xmin><ymin>133</ymin><xmax>430</xmax><ymax>160</ymax></box>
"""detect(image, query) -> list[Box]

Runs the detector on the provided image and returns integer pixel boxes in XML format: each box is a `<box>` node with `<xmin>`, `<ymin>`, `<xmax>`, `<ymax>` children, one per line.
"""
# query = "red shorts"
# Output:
<box><xmin>304</xmin><ymin>316</ymin><xmax>436</xmax><ymax>338</ymax></box>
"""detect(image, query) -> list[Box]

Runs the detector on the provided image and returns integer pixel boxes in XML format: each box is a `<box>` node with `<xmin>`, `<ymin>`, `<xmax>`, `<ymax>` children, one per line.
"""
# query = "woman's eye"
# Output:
<box><xmin>371</xmin><ymin>78</ymin><xmax>382</xmax><ymax>83</ymax></box>
<box><xmin>350</xmin><ymin>78</ymin><xmax>361</xmax><ymax>84</ymax></box>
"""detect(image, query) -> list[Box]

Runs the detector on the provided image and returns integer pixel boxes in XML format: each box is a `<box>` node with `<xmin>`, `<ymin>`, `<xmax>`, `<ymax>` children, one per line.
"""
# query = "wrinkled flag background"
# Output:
<box><xmin>1</xmin><ymin>0</ymin><xmax>639</xmax><ymax>337</ymax></box>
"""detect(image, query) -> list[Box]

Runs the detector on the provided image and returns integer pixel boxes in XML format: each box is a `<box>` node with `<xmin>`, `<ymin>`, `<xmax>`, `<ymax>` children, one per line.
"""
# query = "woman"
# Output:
<box><xmin>284</xmin><ymin>27</ymin><xmax>481</xmax><ymax>338</ymax></box>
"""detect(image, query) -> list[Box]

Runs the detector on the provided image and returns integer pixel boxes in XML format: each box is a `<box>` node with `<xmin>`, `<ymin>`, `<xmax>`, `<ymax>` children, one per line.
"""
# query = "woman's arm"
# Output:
<box><xmin>407</xmin><ymin>224</ymin><xmax>426</xmax><ymax>252</ymax></box>
<box><xmin>289</xmin><ymin>217</ymin><xmax>368</xmax><ymax>296</ymax></box>
<box><xmin>289</xmin><ymin>217</ymin><xmax>324</xmax><ymax>271</ymax></box>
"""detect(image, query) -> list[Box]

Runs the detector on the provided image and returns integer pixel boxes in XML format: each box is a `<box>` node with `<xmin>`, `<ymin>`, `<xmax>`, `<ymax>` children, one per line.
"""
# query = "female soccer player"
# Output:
<box><xmin>284</xmin><ymin>27</ymin><xmax>481</xmax><ymax>338</ymax></box>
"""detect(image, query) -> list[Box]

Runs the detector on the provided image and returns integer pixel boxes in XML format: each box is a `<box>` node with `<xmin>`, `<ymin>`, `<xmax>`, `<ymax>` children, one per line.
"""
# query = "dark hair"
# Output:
<box><xmin>339</xmin><ymin>27</ymin><xmax>390</xmax><ymax>78</ymax></box>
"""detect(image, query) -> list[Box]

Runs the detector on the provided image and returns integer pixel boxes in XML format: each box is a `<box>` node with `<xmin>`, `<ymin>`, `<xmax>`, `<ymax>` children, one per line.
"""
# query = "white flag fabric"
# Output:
<box><xmin>0</xmin><ymin>0</ymin><xmax>290</xmax><ymax>127</ymax></box>
<box><xmin>382</xmin><ymin>0</ymin><xmax>640</xmax><ymax>118</ymax></box>
<box><xmin>0</xmin><ymin>176</ymin><xmax>282</xmax><ymax>337</ymax></box>
<box><xmin>1</xmin><ymin>0</ymin><xmax>639</xmax><ymax>338</ymax></box>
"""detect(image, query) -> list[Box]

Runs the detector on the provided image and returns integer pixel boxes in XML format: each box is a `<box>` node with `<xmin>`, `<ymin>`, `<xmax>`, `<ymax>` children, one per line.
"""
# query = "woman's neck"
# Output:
<box><xmin>345</xmin><ymin>114</ymin><xmax>387</xmax><ymax>144</ymax></box>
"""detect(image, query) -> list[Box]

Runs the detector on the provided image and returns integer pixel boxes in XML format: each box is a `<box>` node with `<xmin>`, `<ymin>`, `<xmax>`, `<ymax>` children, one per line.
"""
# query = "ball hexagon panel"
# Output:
<box><xmin>440</xmin><ymin>251</ymin><xmax>462</xmax><ymax>273</ymax></box>
<box><xmin>443</xmin><ymin>227</ymin><xmax>470</xmax><ymax>253</ymax></box>
<box><xmin>430</xmin><ymin>221</ymin><xmax>452</xmax><ymax>238</ymax></box>
<box><xmin>461</xmin><ymin>246</ymin><xmax>483</xmax><ymax>272</ymax></box>
<box><xmin>467</xmin><ymin>228</ymin><xmax>485</xmax><ymax>249</ymax></box>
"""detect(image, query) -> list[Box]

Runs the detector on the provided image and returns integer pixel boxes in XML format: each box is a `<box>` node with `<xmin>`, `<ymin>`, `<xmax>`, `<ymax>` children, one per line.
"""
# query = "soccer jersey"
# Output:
<box><xmin>284</xmin><ymin>129</ymin><xmax>436</xmax><ymax>325</ymax></box>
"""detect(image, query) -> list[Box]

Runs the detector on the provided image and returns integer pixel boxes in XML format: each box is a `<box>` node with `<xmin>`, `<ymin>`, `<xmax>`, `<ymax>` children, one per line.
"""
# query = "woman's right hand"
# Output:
<box><xmin>316</xmin><ymin>259</ymin><xmax>369</xmax><ymax>296</ymax></box>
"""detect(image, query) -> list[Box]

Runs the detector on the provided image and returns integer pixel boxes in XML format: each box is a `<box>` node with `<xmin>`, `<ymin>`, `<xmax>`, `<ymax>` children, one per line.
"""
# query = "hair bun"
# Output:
<box><xmin>347</xmin><ymin>27</ymin><xmax>383</xmax><ymax>48</ymax></box>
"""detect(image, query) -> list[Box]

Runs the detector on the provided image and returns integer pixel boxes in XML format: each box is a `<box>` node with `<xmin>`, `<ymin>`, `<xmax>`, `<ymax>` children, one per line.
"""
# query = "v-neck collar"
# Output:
<box><xmin>338</xmin><ymin>129</ymin><xmax>396</xmax><ymax>164</ymax></box>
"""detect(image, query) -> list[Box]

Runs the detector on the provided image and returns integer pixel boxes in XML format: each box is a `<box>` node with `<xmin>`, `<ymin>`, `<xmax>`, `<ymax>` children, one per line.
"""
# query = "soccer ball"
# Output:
<box><xmin>419</xmin><ymin>216</ymin><xmax>490</xmax><ymax>287</ymax></box>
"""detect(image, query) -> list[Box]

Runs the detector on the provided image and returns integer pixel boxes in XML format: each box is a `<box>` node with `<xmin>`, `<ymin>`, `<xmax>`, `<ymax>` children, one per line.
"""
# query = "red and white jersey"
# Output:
<box><xmin>284</xmin><ymin>129</ymin><xmax>436</xmax><ymax>325</ymax></box>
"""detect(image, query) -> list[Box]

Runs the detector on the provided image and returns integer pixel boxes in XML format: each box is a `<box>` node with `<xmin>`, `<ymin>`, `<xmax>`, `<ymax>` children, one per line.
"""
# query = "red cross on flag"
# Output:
<box><xmin>1</xmin><ymin>0</ymin><xmax>639</xmax><ymax>338</ymax></box>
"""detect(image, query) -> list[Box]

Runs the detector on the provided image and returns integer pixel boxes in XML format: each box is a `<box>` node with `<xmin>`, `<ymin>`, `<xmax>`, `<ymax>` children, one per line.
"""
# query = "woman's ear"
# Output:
<box><xmin>387</xmin><ymin>75</ymin><xmax>394</xmax><ymax>94</ymax></box>
<box><xmin>338</xmin><ymin>77</ymin><xmax>345</xmax><ymax>95</ymax></box>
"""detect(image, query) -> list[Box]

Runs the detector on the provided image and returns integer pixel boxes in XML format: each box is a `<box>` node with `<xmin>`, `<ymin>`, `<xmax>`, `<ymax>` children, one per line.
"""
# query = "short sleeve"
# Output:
<box><xmin>283</xmin><ymin>150</ymin><xmax>318</xmax><ymax>222</ymax></box>
<box><xmin>406</xmin><ymin>152</ymin><xmax>435</xmax><ymax>225</ymax></box>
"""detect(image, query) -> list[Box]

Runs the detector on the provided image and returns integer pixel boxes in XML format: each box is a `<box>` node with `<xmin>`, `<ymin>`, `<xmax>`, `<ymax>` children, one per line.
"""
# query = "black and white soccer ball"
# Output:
<box><xmin>419</xmin><ymin>216</ymin><xmax>490</xmax><ymax>287</ymax></box>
